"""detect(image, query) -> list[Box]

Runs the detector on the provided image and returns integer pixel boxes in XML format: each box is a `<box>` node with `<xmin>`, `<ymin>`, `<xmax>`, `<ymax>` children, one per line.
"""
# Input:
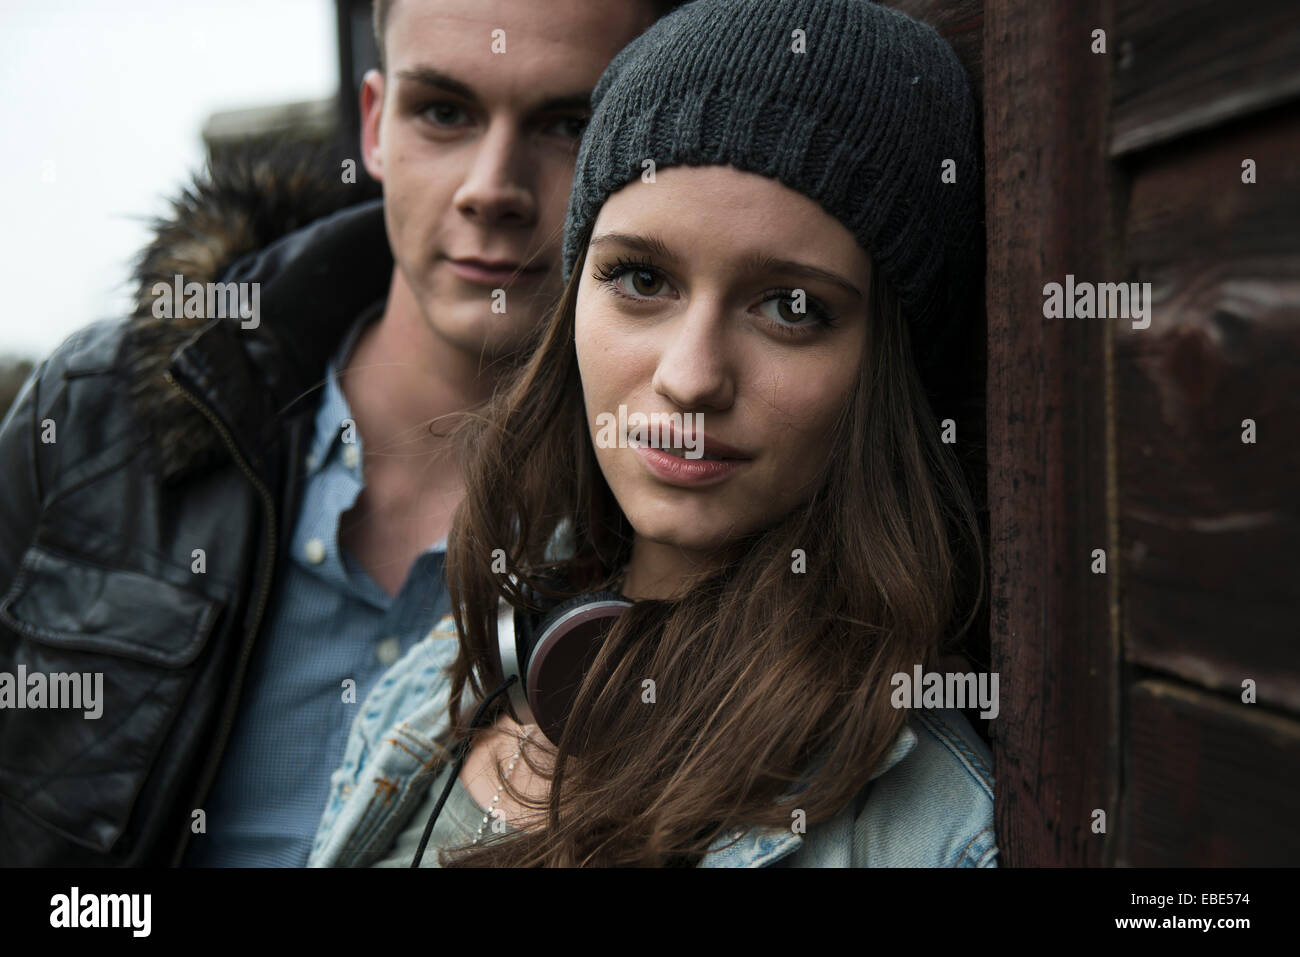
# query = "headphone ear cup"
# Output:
<box><xmin>503</xmin><ymin>570</ymin><xmax>567</xmax><ymax>682</ymax></box>
<box><xmin>523</xmin><ymin>590</ymin><xmax>632</xmax><ymax>756</ymax></box>
<box><xmin>521</xmin><ymin>590</ymin><xmax>623</xmax><ymax>651</ymax></box>
<box><xmin>510</xmin><ymin>571</ymin><xmax>570</xmax><ymax>663</ymax></box>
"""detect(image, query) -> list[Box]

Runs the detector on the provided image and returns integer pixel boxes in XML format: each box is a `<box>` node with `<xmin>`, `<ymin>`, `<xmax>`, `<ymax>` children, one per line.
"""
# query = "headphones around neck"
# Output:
<box><xmin>411</xmin><ymin>576</ymin><xmax>632</xmax><ymax>867</ymax></box>
<box><xmin>496</xmin><ymin>583</ymin><xmax>634</xmax><ymax>754</ymax></box>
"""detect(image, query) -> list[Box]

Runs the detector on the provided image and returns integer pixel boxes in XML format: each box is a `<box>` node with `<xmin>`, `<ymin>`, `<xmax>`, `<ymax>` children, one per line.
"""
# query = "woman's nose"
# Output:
<box><xmin>649</xmin><ymin>303</ymin><xmax>736</xmax><ymax>411</ymax></box>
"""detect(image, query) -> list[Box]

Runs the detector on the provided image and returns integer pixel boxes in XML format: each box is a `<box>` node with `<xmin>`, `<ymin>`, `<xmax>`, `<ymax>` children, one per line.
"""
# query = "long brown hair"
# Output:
<box><xmin>437</xmin><ymin>221</ymin><xmax>985</xmax><ymax>866</ymax></box>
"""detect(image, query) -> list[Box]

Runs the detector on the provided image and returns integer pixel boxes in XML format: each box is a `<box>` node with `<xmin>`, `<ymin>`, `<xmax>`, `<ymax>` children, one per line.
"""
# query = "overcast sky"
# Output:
<box><xmin>0</xmin><ymin>0</ymin><xmax>336</xmax><ymax>360</ymax></box>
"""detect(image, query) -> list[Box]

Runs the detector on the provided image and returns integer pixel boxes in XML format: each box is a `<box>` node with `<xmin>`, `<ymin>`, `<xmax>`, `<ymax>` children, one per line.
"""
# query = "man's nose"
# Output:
<box><xmin>453</xmin><ymin>119</ymin><xmax>536</xmax><ymax>227</ymax></box>
<box><xmin>650</xmin><ymin>302</ymin><xmax>736</xmax><ymax>412</ymax></box>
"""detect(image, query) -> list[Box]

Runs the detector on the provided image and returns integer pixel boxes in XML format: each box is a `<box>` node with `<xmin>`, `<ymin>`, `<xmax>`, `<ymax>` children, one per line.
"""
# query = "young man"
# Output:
<box><xmin>0</xmin><ymin>0</ymin><xmax>678</xmax><ymax>866</ymax></box>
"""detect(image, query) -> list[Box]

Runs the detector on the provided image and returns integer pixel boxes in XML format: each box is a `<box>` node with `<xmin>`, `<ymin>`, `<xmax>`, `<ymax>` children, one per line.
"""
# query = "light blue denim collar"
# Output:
<box><xmin>696</xmin><ymin>723</ymin><xmax>918</xmax><ymax>868</ymax></box>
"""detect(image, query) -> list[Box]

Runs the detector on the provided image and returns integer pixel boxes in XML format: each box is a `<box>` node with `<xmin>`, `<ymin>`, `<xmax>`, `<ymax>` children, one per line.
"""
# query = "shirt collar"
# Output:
<box><xmin>305</xmin><ymin>298</ymin><xmax>385</xmax><ymax>478</ymax></box>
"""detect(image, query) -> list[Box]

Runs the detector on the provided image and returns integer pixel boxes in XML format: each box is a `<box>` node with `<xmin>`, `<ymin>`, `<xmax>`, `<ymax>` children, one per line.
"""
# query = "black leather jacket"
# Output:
<box><xmin>0</xmin><ymin>144</ymin><xmax>387</xmax><ymax>865</ymax></box>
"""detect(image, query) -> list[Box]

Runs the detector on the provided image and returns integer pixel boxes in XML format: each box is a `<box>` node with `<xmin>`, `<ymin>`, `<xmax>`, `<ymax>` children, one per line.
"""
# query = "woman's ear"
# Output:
<box><xmin>360</xmin><ymin>68</ymin><xmax>385</xmax><ymax>183</ymax></box>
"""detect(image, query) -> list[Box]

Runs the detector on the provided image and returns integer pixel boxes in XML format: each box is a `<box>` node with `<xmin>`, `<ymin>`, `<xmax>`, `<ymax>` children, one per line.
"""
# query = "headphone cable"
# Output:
<box><xmin>410</xmin><ymin>674</ymin><xmax>518</xmax><ymax>868</ymax></box>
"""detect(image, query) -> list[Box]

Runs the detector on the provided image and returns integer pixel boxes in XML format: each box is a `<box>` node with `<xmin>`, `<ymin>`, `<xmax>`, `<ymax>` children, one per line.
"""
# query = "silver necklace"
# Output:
<box><xmin>471</xmin><ymin>725</ymin><xmax>536</xmax><ymax>845</ymax></box>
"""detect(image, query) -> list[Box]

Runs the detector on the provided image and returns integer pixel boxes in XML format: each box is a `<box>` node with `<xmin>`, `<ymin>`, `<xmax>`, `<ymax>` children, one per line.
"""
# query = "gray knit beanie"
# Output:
<box><xmin>561</xmin><ymin>0</ymin><xmax>982</xmax><ymax>379</ymax></box>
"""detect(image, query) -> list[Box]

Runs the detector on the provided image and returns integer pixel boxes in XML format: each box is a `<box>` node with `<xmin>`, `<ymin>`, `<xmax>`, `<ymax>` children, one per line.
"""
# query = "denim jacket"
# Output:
<box><xmin>308</xmin><ymin>614</ymin><xmax>999</xmax><ymax>868</ymax></box>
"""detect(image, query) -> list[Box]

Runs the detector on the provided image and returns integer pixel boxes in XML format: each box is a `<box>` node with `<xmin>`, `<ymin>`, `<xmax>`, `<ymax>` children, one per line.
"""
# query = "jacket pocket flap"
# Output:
<box><xmin>0</xmin><ymin>545</ymin><xmax>220</xmax><ymax>668</ymax></box>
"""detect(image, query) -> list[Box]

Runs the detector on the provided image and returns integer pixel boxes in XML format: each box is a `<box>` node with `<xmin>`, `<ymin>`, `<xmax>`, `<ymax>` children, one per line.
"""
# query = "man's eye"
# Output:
<box><xmin>422</xmin><ymin>102</ymin><xmax>467</xmax><ymax>126</ymax></box>
<box><xmin>548</xmin><ymin>115</ymin><xmax>589</xmax><ymax>140</ymax></box>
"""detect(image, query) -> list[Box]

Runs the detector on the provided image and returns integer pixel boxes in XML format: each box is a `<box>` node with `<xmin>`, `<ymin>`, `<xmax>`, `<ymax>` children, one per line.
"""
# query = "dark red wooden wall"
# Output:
<box><xmin>897</xmin><ymin>0</ymin><xmax>1300</xmax><ymax>865</ymax></box>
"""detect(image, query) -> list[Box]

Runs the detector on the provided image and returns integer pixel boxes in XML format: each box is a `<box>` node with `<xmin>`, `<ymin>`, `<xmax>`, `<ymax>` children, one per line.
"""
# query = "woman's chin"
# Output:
<box><xmin>624</xmin><ymin>512</ymin><xmax>749</xmax><ymax>558</ymax></box>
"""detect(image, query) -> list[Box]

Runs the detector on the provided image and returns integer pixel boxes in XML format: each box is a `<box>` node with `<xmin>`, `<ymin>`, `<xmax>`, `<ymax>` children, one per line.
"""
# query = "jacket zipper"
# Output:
<box><xmin>163</xmin><ymin>370</ymin><xmax>279</xmax><ymax>866</ymax></box>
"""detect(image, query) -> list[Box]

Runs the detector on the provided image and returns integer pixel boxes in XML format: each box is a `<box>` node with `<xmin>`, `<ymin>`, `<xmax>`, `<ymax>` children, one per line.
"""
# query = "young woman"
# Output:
<box><xmin>310</xmin><ymin>0</ymin><xmax>995</xmax><ymax>868</ymax></box>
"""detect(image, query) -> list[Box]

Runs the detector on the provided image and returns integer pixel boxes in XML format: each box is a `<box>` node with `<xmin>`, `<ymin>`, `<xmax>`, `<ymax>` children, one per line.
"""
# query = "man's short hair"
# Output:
<box><xmin>371</xmin><ymin>0</ymin><xmax>689</xmax><ymax>74</ymax></box>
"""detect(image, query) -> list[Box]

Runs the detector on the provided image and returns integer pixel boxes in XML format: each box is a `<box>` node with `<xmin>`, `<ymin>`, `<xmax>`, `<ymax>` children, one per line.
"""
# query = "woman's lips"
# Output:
<box><xmin>631</xmin><ymin>439</ymin><xmax>750</xmax><ymax>488</ymax></box>
<box><xmin>446</xmin><ymin>258</ymin><xmax>546</xmax><ymax>286</ymax></box>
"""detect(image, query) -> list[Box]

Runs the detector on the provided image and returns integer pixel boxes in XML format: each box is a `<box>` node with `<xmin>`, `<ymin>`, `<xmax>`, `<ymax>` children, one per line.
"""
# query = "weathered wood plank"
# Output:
<box><xmin>1126</xmin><ymin>108</ymin><xmax>1300</xmax><ymax>270</ymax></box>
<box><xmin>1122</xmin><ymin>679</ymin><xmax>1300</xmax><ymax>865</ymax></box>
<box><xmin>1110</xmin><ymin>0</ymin><xmax>1300</xmax><ymax>155</ymax></box>
<box><xmin>1118</xmin><ymin>111</ymin><xmax>1300</xmax><ymax>708</ymax></box>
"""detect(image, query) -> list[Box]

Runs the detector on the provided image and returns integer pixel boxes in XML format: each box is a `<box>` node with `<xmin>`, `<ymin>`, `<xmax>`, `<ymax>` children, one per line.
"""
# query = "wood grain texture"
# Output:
<box><xmin>1110</xmin><ymin>0</ymin><xmax>1300</xmax><ymax>155</ymax></box>
<box><xmin>984</xmin><ymin>0</ymin><xmax>1118</xmax><ymax>866</ymax></box>
<box><xmin>1118</xmin><ymin>109</ymin><xmax>1300</xmax><ymax>709</ymax></box>
<box><xmin>1122</xmin><ymin>679</ymin><xmax>1300</xmax><ymax>865</ymax></box>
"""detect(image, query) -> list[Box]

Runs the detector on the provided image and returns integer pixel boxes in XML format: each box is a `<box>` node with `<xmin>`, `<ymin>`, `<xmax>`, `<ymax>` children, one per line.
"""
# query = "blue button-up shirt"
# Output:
<box><xmin>184</xmin><ymin>303</ymin><xmax>453</xmax><ymax>867</ymax></box>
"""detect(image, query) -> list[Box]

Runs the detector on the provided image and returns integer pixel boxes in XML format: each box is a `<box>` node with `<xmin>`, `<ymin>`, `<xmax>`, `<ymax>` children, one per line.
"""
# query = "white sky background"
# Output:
<box><xmin>0</xmin><ymin>0</ymin><xmax>337</xmax><ymax>360</ymax></box>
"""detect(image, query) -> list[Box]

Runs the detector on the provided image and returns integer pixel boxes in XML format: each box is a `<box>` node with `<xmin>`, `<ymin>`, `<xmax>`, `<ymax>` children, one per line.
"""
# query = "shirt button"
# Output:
<box><xmin>343</xmin><ymin>445</ymin><xmax>360</xmax><ymax>469</ymax></box>
<box><xmin>304</xmin><ymin>538</ymin><xmax>326</xmax><ymax>564</ymax></box>
<box><xmin>376</xmin><ymin>637</ymin><xmax>401</xmax><ymax>665</ymax></box>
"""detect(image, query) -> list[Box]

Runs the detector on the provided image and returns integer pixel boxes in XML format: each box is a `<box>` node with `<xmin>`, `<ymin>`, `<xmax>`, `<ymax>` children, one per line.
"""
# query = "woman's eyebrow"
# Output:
<box><xmin>589</xmin><ymin>232</ymin><xmax>681</xmax><ymax>264</ymax></box>
<box><xmin>590</xmin><ymin>232</ymin><xmax>864</xmax><ymax>301</ymax></box>
<box><xmin>738</xmin><ymin>252</ymin><xmax>865</xmax><ymax>301</ymax></box>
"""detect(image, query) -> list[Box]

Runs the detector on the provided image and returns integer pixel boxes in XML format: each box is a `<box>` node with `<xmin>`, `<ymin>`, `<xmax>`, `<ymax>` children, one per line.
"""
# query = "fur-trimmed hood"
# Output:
<box><xmin>120</xmin><ymin>139</ymin><xmax>384</xmax><ymax>480</ymax></box>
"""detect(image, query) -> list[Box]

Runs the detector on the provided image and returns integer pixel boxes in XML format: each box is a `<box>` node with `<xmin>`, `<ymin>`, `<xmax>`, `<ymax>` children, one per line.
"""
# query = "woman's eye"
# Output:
<box><xmin>617</xmin><ymin>268</ymin><xmax>666</xmax><ymax>297</ymax></box>
<box><xmin>758</xmin><ymin>294</ymin><xmax>814</xmax><ymax>325</ymax></box>
<box><xmin>592</xmin><ymin>260</ymin><xmax>673</xmax><ymax>300</ymax></box>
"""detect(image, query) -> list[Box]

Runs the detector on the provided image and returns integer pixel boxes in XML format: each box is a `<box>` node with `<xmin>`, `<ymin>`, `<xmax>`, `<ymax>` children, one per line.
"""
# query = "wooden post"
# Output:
<box><xmin>983</xmin><ymin>0</ymin><xmax>1119</xmax><ymax>866</ymax></box>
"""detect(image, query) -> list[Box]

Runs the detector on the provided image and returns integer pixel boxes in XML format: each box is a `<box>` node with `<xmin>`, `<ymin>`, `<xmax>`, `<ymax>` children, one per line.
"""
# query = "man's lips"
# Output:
<box><xmin>446</xmin><ymin>256</ymin><xmax>547</xmax><ymax>286</ymax></box>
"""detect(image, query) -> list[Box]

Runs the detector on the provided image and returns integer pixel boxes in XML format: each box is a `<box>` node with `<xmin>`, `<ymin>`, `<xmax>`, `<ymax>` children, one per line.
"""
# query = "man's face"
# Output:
<box><xmin>361</xmin><ymin>0</ymin><xmax>657</xmax><ymax>362</ymax></box>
